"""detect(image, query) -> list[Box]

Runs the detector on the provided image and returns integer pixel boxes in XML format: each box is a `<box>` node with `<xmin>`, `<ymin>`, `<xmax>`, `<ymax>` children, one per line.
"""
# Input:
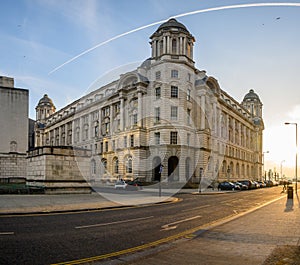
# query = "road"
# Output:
<box><xmin>0</xmin><ymin>186</ymin><xmax>284</xmax><ymax>265</ymax></box>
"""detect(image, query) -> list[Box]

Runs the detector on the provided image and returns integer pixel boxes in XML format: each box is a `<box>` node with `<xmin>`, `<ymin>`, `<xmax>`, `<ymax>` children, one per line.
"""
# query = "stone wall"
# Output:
<box><xmin>0</xmin><ymin>153</ymin><xmax>27</xmax><ymax>179</ymax></box>
<box><xmin>27</xmin><ymin>146</ymin><xmax>92</xmax><ymax>194</ymax></box>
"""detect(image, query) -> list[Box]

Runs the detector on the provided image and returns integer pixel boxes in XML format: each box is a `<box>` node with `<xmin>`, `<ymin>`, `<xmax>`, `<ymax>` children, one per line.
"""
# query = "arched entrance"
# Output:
<box><xmin>152</xmin><ymin>156</ymin><xmax>161</xmax><ymax>181</ymax></box>
<box><xmin>168</xmin><ymin>156</ymin><xmax>179</xmax><ymax>182</ymax></box>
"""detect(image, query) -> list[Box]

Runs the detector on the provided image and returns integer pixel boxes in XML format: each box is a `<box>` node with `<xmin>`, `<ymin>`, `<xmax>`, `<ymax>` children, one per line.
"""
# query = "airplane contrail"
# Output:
<box><xmin>49</xmin><ymin>2</ymin><xmax>300</xmax><ymax>75</ymax></box>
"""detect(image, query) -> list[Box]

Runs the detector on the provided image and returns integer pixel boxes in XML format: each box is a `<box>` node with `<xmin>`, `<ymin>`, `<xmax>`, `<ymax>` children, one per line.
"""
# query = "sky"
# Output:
<box><xmin>1</xmin><ymin>0</ymin><xmax>300</xmax><ymax>177</ymax></box>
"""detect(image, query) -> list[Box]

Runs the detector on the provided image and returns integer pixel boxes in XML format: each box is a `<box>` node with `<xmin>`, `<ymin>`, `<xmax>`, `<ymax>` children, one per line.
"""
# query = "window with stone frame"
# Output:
<box><xmin>171</xmin><ymin>106</ymin><xmax>178</xmax><ymax>120</ymax></box>
<box><xmin>170</xmin><ymin>131</ymin><xmax>178</xmax><ymax>144</ymax></box>
<box><xmin>126</xmin><ymin>156</ymin><xmax>133</xmax><ymax>173</ymax></box>
<box><xmin>124</xmin><ymin>136</ymin><xmax>127</xmax><ymax>148</ymax></box>
<box><xmin>187</xmin><ymin>89</ymin><xmax>191</xmax><ymax>101</ymax></box>
<box><xmin>155</xmin><ymin>107</ymin><xmax>160</xmax><ymax>123</ymax></box>
<box><xmin>171</xmin><ymin>69</ymin><xmax>178</xmax><ymax>78</ymax></box>
<box><xmin>114</xmin><ymin>158</ymin><xmax>119</xmax><ymax>174</ymax></box>
<box><xmin>171</xmin><ymin>86</ymin><xmax>178</xmax><ymax>98</ymax></box>
<box><xmin>130</xmin><ymin>135</ymin><xmax>134</xmax><ymax>147</ymax></box>
<box><xmin>155</xmin><ymin>87</ymin><xmax>161</xmax><ymax>99</ymax></box>
<box><xmin>155</xmin><ymin>71</ymin><xmax>161</xmax><ymax>80</ymax></box>
<box><xmin>154</xmin><ymin>132</ymin><xmax>160</xmax><ymax>145</ymax></box>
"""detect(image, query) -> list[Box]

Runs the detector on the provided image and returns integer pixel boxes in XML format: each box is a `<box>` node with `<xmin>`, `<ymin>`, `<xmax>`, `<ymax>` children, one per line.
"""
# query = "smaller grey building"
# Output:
<box><xmin>0</xmin><ymin>76</ymin><xmax>29</xmax><ymax>179</ymax></box>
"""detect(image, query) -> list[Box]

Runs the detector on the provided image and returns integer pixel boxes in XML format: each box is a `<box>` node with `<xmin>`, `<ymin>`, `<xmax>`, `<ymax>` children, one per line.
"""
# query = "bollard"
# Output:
<box><xmin>287</xmin><ymin>186</ymin><xmax>293</xmax><ymax>199</ymax></box>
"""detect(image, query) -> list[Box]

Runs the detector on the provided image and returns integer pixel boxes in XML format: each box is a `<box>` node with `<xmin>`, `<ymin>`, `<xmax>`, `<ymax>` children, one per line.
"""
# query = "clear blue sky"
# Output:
<box><xmin>1</xmin><ymin>0</ymin><xmax>300</xmax><ymax>174</ymax></box>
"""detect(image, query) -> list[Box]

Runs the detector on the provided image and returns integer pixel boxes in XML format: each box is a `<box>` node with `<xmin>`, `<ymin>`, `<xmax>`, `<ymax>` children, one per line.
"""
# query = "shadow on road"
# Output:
<box><xmin>285</xmin><ymin>198</ymin><xmax>294</xmax><ymax>212</ymax></box>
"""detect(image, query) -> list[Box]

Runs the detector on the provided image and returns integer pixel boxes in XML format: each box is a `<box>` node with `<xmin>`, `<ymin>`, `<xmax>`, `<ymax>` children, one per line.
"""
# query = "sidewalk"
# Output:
<box><xmin>0</xmin><ymin>187</ymin><xmax>226</xmax><ymax>215</ymax></box>
<box><xmin>124</xmin><ymin>193</ymin><xmax>300</xmax><ymax>265</ymax></box>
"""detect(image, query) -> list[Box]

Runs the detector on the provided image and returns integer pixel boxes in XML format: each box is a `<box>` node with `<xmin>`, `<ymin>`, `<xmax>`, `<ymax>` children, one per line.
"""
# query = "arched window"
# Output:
<box><xmin>236</xmin><ymin>163</ymin><xmax>240</xmax><ymax>176</ymax></box>
<box><xmin>222</xmin><ymin>160</ymin><xmax>227</xmax><ymax>173</ymax></box>
<box><xmin>125</xmin><ymin>156</ymin><xmax>133</xmax><ymax>173</ymax></box>
<box><xmin>101</xmin><ymin>158</ymin><xmax>107</xmax><ymax>170</ymax></box>
<box><xmin>113</xmin><ymin>158</ymin><xmax>119</xmax><ymax>174</ymax></box>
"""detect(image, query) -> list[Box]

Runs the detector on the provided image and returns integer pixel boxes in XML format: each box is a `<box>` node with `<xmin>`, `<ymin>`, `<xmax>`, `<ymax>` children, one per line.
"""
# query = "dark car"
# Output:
<box><xmin>125</xmin><ymin>179</ymin><xmax>143</xmax><ymax>190</ymax></box>
<box><xmin>218</xmin><ymin>181</ymin><xmax>240</xmax><ymax>191</ymax></box>
<box><xmin>238</xmin><ymin>180</ymin><xmax>256</xmax><ymax>189</ymax></box>
<box><xmin>234</xmin><ymin>181</ymin><xmax>248</xmax><ymax>190</ymax></box>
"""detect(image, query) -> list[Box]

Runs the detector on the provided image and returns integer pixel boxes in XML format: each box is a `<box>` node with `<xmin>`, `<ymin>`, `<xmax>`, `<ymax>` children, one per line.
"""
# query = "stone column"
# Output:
<box><xmin>183</xmin><ymin>37</ymin><xmax>186</xmax><ymax>55</ymax></box>
<box><xmin>200</xmin><ymin>94</ymin><xmax>206</xmax><ymax>130</ymax></box>
<box><xmin>163</xmin><ymin>36</ymin><xmax>167</xmax><ymax>54</ymax></box>
<box><xmin>166</xmin><ymin>36</ymin><xmax>170</xmax><ymax>53</ymax></box>
<box><xmin>120</xmin><ymin>97</ymin><xmax>125</xmax><ymax>131</ymax></box>
<box><xmin>137</xmin><ymin>89</ymin><xmax>143</xmax><ymax>127</ymax></box>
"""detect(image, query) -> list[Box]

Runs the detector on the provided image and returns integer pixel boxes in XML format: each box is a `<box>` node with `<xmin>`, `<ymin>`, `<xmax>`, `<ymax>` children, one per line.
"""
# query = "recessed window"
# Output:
<box><xmin>124</xmin><ymin>136</ymin><xmax>127</xmax><ymax>148</ymax></box>
<box><xmin>154</xmin><ymin>132</ymin><xmax>160</xmax><ymax>145</ymax></box>
<box><xmin>171</xmin><ymin>70</ymin><xmax>178</xmax><ymax>78</ymax></box>
<box><xmin>133</xmin><ymin>113</ymin><xmax>138</xmax><ymax>125</ymax></box>
<box><xmin>130</xmin><ymin>135</ymin><xmax>134</xmax><ymax>147</ymax></box>
<box><xmin>171</xmin><ymin>86</ymin><xmax>178</xmax><ymax>98</ymax></box>
<box><xmin>155</xmin><ymin>87</ymin><xmax>161</xmax><ymax>99</ymax></box>
<box><xmin>170</xmin><ymin>132</ymin><xmax>178</xmax><ymax>145</ymax></box>
<box><xmin>126</xmin><ymin>156</ymin><xmax>133</xmax><ymax>173</ymax></box>
<box><xmin>187</xmin><ymin>89</ymin><xmax>191</xmax><ymax>101</ymax></box>
<box><xmin>155</xmin><ymin>107</ymin><xmax>160</xmax><ymax>123</ymax></box>
<box><xmin>155</xmin><ymin>71</ymin><xmax>161</xmax><ymax>80</ymax></box>
<box><xmin>171</xmin><ymin>106</ymin><xmax>178</xmax><ymax>120</ymax></box>
<box><xmin>187</xmin><ymin>109</ymin><xmax>191</xmax><ymax>125</ymax></box>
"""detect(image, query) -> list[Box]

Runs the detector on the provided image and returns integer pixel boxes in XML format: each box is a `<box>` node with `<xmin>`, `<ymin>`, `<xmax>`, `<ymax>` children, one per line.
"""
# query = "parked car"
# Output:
<box><xmin>114</xmin><ymin>180</ymin><xmax>127</xmax><ymax>190</ymax></box>
<box><xmin>238</xmin><ymin>180</ymin><xmax>256</xmax><ymax>189</ymax></box>
<box><xmin>218</xmin><ymin>181</ymin><xmax>240</xmax><ymax>191</ymax></box>
<box><xmin>234</xmin><ymin>181</ymin><xmax>248</xmax><ymax>190</ymax></box>
<box><xmin>126</xmin><ymin>179</ymin><xmax>143</xmax><ymax>190</ymax></box>
<box><xmin>253</xmin><ymin>181</ymin><xmax>261</xmax><ymax>188</ymax></box>
<box><xmin>257</xmin><ymin>181</ymin><xmax>266</xmax><ymax>188</ymax></box>
<box><xmin>265</xmin><ymin>180</ymin><xmax>274</xmax><ymax>187</ymax></box>
<box><xmin>114</xmin><ymin>179</ymin><xmax>141</xmax><ymax>191</ymax></box>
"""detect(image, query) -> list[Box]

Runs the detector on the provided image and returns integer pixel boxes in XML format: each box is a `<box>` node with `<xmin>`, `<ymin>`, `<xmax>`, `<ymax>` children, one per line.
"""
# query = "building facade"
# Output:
<box><xmin>34</xmin><ymin>19</ymin><xmax>264</xmax><ymax>185</ymax></box>
<box><xmin>0</xmin><ymin>76</ymin><xmax>29</xmax><ymax>179</ymax></box>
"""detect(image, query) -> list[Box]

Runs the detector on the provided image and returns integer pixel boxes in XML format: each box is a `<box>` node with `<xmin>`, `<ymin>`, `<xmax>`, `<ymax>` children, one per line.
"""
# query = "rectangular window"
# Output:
<box><xmin>124</xmin><ymin>136</ymin><xmax>127</xmax><ymax>148</ymax></box>
<box><xmin>170</xmin><ymin>132</ymin><xmax>178</xmax><ymax>145</ymax></box>
<box><xmin>154</xmin><ymin>132</ymin><xmax>160</xmax><ymax>145</ymax></box>
<box><xmin>187</xmin><ymin>89</ymin><xmax>191</xmax><ymax>101</ymax></box>
<box><xmin>112</xmin><ymin>140</ymin><xmax>115</xmax><ymax>151</ymax></box>
<box><xmin>133</xmin><ymin>114</ymin><xmax>138</xmax><ymax>125</ymax></box>
<box><xmin>155</xmin><ymin>71</ymin><xmax>161</xmax><ymax>80</ymax></box>
<box><xmin>187</xmin><ymin>109</ymin><xmax>191</xmax><ymax>124</ymax></box>
<box><xmin>105</xmin><ymin>141</ymin><xmax>108</xmax><ymax>152</ymax></box>
<box><xmin>130</xmin><ymin>135</ymin><xmax>134</xmax><ymax>147</ymax></box>
<box><xmin>100</xmin><ymin>142</ymin><xmax>103</xmax><ymax>153</ymax></box>
<box><xmin>171</xmin><ymin>106</ymin><xmax>178</xmax><ymax>120</ymax></box>
<box><xmin>171</xmin><ymin>86</ymin><xmax>178</xmax><ymax>98</ymax></box>
<box><xmin>102</xmin><ymin>106</ymin><xmax>110</xmax><ymax>117</ymax></box>
<box><xmin>155</xmin><ymin>87</ymin><xmax>161</xmax><ymax>99</ymax></box>
<box><xmin>187</xmin><ymin>133</ymin><xmax>190</xmax><ymax>146</ymax></box>
<box><xmin>155</xmin><ymin>107</ymin><xmax>160</xmax><ymax>123</ymax></box>
<box><xmin>171</xmin><ymin>69</ymin><xmax>178</xmax><ymax>78</ymax></box>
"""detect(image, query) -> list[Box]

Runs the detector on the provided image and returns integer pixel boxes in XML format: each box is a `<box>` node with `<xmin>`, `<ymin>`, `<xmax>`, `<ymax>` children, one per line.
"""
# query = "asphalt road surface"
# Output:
<box><xmin>0</xmin><ymin>186</ymin><xmax>284</xmax><ymax>265</ymax></box>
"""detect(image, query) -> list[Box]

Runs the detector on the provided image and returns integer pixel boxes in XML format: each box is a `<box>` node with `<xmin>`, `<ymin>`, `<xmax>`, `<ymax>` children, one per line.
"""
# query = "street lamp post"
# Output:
<box><xmin>284</xmin><ymin>122</ymin><xmax>298</xmax><ymax>193</ymax></box>
<box><xmin>280</xmin><ymin>160</ymin><xmax>285</xmax><ymax>181</ymax></box>
<box><xmin>262</xmin><ymin>151</ymin><xmax>269</xmax><ymax>181</ymax></box>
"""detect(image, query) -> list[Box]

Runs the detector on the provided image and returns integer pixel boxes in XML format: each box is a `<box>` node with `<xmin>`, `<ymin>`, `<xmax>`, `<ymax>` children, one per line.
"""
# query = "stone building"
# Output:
<box><xmin>33</xmin><ymin>19</ymin><xmax>264</xmax><ymax>186</ymax></box>
<box><xmin>0</xmin><ymin>76</ymin><xmax>29</xmax><ymax>179</ymax></box>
